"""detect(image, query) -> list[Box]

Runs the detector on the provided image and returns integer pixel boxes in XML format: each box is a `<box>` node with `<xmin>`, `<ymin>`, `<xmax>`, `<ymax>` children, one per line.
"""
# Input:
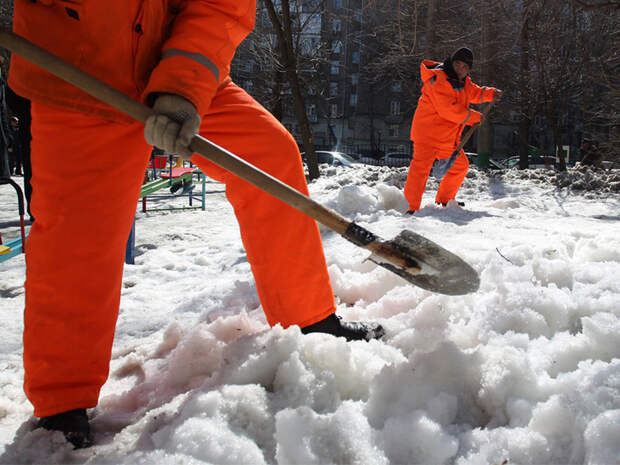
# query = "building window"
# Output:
<box><xmin>330</xmin><ymin>82</ymin><xmax>338</xmax><ymax>97</ymax></box>
<box><xmin>307</xmin><ymin>104</ymin><xmax>317</xmax><ymax>123</ymax></box>
<box><xmin>330</xmin><ymin>103</ymin><xmax>338</xmax><ymax>118</ymax></box>
<box><xmin>331</xmin><ymin>40</ymin><xmax>342</xmax><ymax>54</ymax></box>
<box><xmin>330</xmin><ymin>61</ymin><xmax>340</xmax><ymax>75</ymax></box>
<box><xmin>351</xmin><ymin>73</ymin><xmax>359</xmax><ymax>85</ymax></box>
<box><xmin>389</xmin><ymin>124</ymin><xmax>399</xmax><ymax>137</ymax></box>
<box><xmin>334</xmin><ymin>0</ymin><xmax>343</xmax><ymax>8</ymax></box>
<box><xmin>332</xmin><ymin>19</ymin><xmax>342</xmax><ymax>33</ymax></box>
<box><xmin>390</xmin><ymin>101</ymin><xmax>401</xmax><ymax>115</ymax></box>
<box><xmin>392</xmin><ymin>81</ymin><xmax>402</xmax><ymax>92</ymax></box>
<box><xmin>350</xmin><ymin>94</ymin><xmax>358</xmax><ymax>106</ymax></box>
<box><xmin>301</xmin><ymin>37</ymin><xmax>321</xmax><ymax>56</ymax></box>
<box><xmin>352</xmin><ymin>51</ymin><xmax>360</xmax><ymax>64</ymax></box>
<box><xmin>243</xmin><ymin>80</ymin><xmax>253</xmax><ymax>92</ymax></box>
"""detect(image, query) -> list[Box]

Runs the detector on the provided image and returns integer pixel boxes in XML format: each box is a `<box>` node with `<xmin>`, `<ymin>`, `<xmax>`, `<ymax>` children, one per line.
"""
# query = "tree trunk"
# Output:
<box><xmin>476</xmin><ymin>0</ymin><xmax>493</xmax><ymax>168</ymax></box>
<box><xmin>519</xmin><ymin>2</ymin><xmax>531</xmax><ymax>170</ymax></box>
<box><xmin>263</xmin><ymin>0</ymin><xmax>320</xmax><ymax>180</ymax></box>
<box><xmin>271</xmin><ymin>69</ymin><xmax>284</xmax><ymax>121</ymax></box>
<box><xmin>369</xmin><ymin>82</ymin><xmax>377</xmax><ymax>154</ymax></box>
<box><xmin>425</xmin><ymin>0</ymin><xmax>437</xmax><ymax>57</ymax></box>
<box><xmin>287</xmin><ymin>65</ymin><xmax>319</xmax><ymax>179</ymax></box>
<box><xmin>551</xmin><ymin>121</ymin><xmax>567</xmax><ymax>171</ymax></box>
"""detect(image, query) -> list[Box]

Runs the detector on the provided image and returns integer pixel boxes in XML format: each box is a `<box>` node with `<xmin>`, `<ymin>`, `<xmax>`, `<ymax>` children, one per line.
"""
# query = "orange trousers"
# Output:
<box><xmin>403</xmin><ymin>144</ymin><xmax>469</xmax><ymax>211</ymax></box>
<box><xmin>25</xmin><ymin>78</ymin><xmax>335</xmax><ymax>417</ymax></box>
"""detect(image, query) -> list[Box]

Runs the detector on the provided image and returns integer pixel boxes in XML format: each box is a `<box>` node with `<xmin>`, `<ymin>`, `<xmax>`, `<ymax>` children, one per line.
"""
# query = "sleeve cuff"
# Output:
<box><xmin>142</xmin><ymin>54</ymin><xmax>220</xmax><ymax>115</ymax></box>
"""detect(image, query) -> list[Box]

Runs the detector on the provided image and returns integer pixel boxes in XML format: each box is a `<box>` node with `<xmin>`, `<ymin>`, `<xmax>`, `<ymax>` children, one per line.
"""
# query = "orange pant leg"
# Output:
<box><xmin>435</xmin><ymin>149</ymin><xmax>469</xmax><ymax>204</ymax></box>
<box><xmin>25</xmin><ymin>103</ymin><xmax>151</xmax><ymax>417</ymax></box>
<box><xmin>25</xmin><ymin>81</ymin><xmax>336</xmax><ymax>416</ymax></box>
<box><xmin>403</xmin><ymin>144</ymin><xmax>436</xmax><ymax>211</ymax></box>
<box><xmin>191</xmin><ymin>78</ymin><xmax>335</xmax><ymax>328</ymax></box>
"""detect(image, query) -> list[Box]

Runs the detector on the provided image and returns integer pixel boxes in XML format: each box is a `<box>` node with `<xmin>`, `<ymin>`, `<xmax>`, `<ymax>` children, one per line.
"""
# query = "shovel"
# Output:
<box><xmin>431</xmin><ymin>98</ymin><xmax>498</xmax><ymax>179</ymax></box>
<box><xmin>0</xmin><ymin>30</ymin><xmax>479</xmax><ymax>296</ymax></box>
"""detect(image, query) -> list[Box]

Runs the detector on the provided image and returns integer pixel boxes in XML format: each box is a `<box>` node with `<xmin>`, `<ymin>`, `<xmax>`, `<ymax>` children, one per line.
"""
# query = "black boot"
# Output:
<box><xmin>301</xmin><ymin>313</ymin><xmax>384</xmax><ymax>341</ymax></box>
<box><xmin>436</xmin><ymin>201</ymin><xmax>465</xmax><ymax>207</ymax></box>
<box><xmin>37</xmin><ymin>409</ymin><xmax>92</xmax><ymax>449</ymax></box>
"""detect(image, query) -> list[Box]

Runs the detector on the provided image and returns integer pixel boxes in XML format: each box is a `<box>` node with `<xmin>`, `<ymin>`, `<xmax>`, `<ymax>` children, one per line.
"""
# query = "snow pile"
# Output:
<box><xmin>0</xmin><ymin>164</ymin><xmax>619</xmax><ymax>464</ymax></box>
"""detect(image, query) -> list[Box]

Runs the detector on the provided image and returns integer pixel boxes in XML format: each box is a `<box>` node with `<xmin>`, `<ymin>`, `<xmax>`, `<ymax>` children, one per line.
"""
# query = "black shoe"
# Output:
<box><xmin>405</xmin><ymin>210</ymin><xmax>415</xmax><ymax>215</ymax></box>
<box><xmin>180</xmin><ymin>183</ymin><xmax>196</xmax><ymax>195</ymax></box>
<box><xmin>301</xmin><ymin>313</ymin><xmax>384</xmax><ymax>341</ymax></box>
<box><xmin>37</xmin><ymin>409</ymin><xmax>92</xmax><ymax>449</ymax></box>
<box><xmin>170</xmin><ymin>181</ymin><xmax>184</xmax><ymax>194</ymax></box>
<box><xmin>436</xmin><ymin>201</ymin><xmax>465</xmax><ymax>207</ymax></box>
<box><xmin>171</xmin><ymin>179</ymin><xmax>195</xmax><ymax>195</ymax></box>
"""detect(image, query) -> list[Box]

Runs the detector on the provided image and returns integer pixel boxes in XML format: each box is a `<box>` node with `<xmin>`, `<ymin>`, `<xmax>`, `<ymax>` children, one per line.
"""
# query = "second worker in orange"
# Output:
<box><xmin>404</xmin><ymin>47</ymin><xmax>501</xmax><ymax>213</ymax></box>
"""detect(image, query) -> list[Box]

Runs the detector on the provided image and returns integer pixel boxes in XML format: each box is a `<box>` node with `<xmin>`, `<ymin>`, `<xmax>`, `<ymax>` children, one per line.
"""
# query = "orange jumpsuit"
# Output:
<box><xmin>404</xmin><ymin>60</ymin><xmax>497</xmax><ymax>211</ymax></box>
<box><xmin>10</xmin><ymin>0</ymin><xmax>335</xmax><ymax>417</ymax></box>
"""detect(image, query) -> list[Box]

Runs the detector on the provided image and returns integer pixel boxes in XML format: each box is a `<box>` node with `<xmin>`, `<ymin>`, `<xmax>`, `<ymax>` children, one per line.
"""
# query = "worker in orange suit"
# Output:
<box><xmin>404</xmin><ymin>47</ymin><xmax>501</xmax><ymax>213</ymax></box>
<box><xmin>9</xmin><ymin>0</ymin><xmax>383</xmax><ymax>448</ymax></box>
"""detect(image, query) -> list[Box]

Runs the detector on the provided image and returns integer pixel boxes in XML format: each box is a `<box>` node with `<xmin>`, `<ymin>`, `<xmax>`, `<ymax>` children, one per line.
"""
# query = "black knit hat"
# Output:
<box><xmin>452</xmin><ymin>47</ymin><xmax>474</xmax><ymax>68</ymax></box>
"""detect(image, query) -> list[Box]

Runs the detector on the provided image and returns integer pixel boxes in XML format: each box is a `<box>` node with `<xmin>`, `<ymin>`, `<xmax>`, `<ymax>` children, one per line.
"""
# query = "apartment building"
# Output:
<box><xmin>231</xmin><ymin>0</ymin><xmax>415</xmax><ymax>158</ymax></box>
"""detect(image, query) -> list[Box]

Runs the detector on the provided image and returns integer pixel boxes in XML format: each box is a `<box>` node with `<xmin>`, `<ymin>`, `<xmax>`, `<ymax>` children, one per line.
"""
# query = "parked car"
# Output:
<box><xmin>465</xmin><ymin>152</ymin><xmax>505</xmax><ymax>170</ymax></box>
<box><xmin>384</xmin><ymin>151</ymin><xmax>412</xmax><ymax>167</ymax></box>
<box><xmin>358</xmin><ymin>155</ymin><xmax>385</xmax><ymax>166</ymax></box>
<box><xmin>501</xmin><ymin>155</ymin><xmax>553</xmax><ymax>169</ymax></box>
<box><xmin>301</xmin><ymin>151</ymin><xmax>359</xmax><ymax>167</ymax></box>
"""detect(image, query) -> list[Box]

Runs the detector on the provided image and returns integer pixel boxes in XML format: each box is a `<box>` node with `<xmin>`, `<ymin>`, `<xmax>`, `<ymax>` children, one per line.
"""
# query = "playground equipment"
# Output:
<box><xmin>125</xmin><ymin>154</ymin><xmax>207</xmax><ymax>264</ymax></box>
<box><xmin>140</xmin><ymin>151</ymin><xmax>206</xmax><ymax>213</ymax></box>
<box><xmin>0</xmin><ymin>177</ymin><xmax>27</xmax><ymax>263</ymax></box>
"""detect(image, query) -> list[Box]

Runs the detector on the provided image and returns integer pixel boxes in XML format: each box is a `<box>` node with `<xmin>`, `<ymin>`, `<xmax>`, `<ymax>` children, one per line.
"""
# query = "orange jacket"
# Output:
<box><xmin>410</xmin><ymin>60</ymin><xmax>496</xmax><ymax>151</ymax></box>
<box><xmin>9</xmin><ymin>0</ymin><xmax>256</xmax><ymax>122</ymax></box>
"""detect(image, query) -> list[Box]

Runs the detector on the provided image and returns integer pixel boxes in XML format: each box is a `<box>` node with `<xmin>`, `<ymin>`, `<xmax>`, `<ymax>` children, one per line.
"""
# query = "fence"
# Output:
<box><xmin>310</xmin><ymin>142</ymin><xmax>414</xmax><ymax>159</ymax></box>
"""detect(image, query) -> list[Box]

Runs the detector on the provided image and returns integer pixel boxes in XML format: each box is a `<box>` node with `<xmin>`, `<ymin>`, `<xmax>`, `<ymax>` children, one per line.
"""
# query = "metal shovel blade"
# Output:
<box><xmin>368</xmin><ymin>230</ymin><xmax>480</xmax><ymax>295</ymax></box>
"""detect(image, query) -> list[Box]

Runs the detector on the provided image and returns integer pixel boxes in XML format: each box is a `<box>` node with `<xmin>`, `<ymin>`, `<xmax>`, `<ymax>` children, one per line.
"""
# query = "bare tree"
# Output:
<box><xmin>0</xmin><ymin>0</ymin><xmax>13</xmax><ymax>67</ymax></box>
<box><xmin>263</xmin><ymin>0</ymin><xmax>322</xmax><ymax>180</ymax></box>
<box><xmin>234</xmin><ymin>0</ymin><xmax>617</xmax><ymax>173</ymax></box>
<box><xmin>518</xmin><ymin>0</ymin><xmax>534</xmax><ymax>169</ymax></box>
<box><xmin>0</xmin><ymin>0</ymin><xmax>11</xmax><ymax>27</ymax></box>
<box><xmin>527</xmin><ymin>0</ymin><xmax>583</xmax><ymax>170</ymax></box>
<box><xmin>475</xmin><ymin>0</ymin><xmax>506</xmax><ymax>166</ymax></box>
<box><xmin>572</xmin><ymin>1</ymin><xmax>620</xmax><ymax>164</ymax></box>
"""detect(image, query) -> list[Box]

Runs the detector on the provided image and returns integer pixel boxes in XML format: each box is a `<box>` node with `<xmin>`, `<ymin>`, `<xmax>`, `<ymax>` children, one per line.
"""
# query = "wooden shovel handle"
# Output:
<box><xmin>452</xmin><ymin>97</ymin><xmax>498</xmax><ymax>156</ymax></box>
<box><xmin>0</xmin><ymin>29</ymin><xmax>352</xmax><ymax>236</ymax></box>
<box><xmin>189</xmin><ymin>136</ymin><xmax>351</xmax><ymax>235</ymax></box>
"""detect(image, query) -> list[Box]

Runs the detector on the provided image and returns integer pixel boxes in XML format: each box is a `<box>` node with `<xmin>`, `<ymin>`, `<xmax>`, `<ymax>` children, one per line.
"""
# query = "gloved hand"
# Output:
<box><xmin>144</xmin><ymin>94</ymin><xmax>201</xmax><ymax>160</ymax></box>
<box><xmin>494</xmin><ymin>89</ymin><xmax>503</xmax><ymax>101</ymax></box>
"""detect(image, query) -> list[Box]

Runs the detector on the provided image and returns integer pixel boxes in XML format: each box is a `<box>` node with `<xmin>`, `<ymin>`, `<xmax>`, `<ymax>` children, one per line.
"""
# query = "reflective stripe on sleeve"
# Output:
<box><xmin>461</xmin><ymin>109</ymin><xmax>472</xmax><ymax>125</ymax></box>
<box><xmin>161</xmin><ymin>48</ymin><xmax>220</xmax><ymax>83</ymax></box>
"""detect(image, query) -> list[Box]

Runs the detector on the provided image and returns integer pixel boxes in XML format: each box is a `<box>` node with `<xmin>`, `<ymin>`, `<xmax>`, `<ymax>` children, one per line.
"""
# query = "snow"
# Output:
<box><xmin>0</xmin><ymin>164</ymin><xmax>619</xmax><ymax>465</ymax></box>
